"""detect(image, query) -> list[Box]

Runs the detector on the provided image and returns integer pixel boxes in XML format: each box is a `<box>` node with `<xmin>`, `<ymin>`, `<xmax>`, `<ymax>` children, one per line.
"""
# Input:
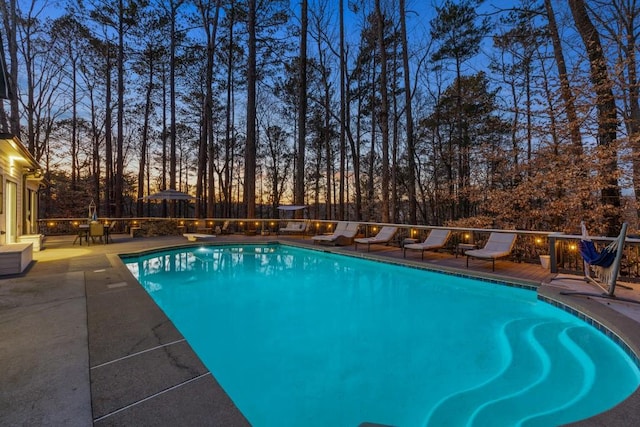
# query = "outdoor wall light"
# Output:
<box><xmin>569</xmin><ymin>243</ymin><xmax>577</xmax><ymax>251</ymax></box>
<box><xmin>535</xmin><ymin>237</ymin><xmax>542</xmax><ymax>244</ymax></box>
<box><xmin>48</xmin><ymin>222</ymin><xmax>55</xmax><ymax>227</ymax></box>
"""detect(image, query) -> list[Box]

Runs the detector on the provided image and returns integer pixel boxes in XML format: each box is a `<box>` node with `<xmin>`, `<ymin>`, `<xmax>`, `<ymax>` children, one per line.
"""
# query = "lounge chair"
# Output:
<box><xmin>403</xmin><ymin>229</ymin><xmax>451</xmax><ymax>260</ymax></box>
<box><xmin>215</xmin><ymin>221</ymin><xmax>232</xmax><ymax>235</ymax></box>
<box><xmin>465</xmin><ymin>232</ymin><xmax>517</xmax><ymax>271</ymax></box>
<box><xmin>277</xmin><ymin>221</ymin><xmax>307</xmax><ymax>235</ymax></box>
<box><xmin>183</xmin><ymin>233</ymin><xmax>217</xmax><ymax>242</ymax></box>
<box><xmin>354</xmin><ymin>226</ymin><xmax>398</xmax><ymax>251</ymax></box>
<box><xmin>312</xmin><ymin>222</ymin><xmax>359</xmax><ymax>246</ymax></box>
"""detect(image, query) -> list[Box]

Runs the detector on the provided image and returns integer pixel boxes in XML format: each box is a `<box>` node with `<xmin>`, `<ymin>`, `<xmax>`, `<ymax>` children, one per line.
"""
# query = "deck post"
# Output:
<box><xmin>548</xmin><ymin>233</ymin><xmax>562</xmax><ymax>274</ymax></box>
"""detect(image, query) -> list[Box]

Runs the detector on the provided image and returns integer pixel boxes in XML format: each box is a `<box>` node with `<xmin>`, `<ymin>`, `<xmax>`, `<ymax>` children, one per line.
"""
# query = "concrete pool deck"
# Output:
<box><xmin>1</xmin><ymin>233</ymin><xmax>639</xmax><ymax>425</ymax></box>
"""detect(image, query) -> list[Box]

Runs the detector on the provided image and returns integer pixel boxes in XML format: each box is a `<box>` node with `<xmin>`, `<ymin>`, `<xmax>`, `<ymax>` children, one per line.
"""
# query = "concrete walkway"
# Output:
<box><xmin>1</xmin><ymin>233</ymin><xmax>640</xmax><ymax>426</ymax></box>
<box><xmin>1</xmin><ymin>234</ymin><xmax>249</xmax><ymax>426</ymax></box>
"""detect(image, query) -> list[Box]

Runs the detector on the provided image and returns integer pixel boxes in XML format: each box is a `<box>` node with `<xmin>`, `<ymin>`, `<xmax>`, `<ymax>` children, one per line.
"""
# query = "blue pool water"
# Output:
<box><xmin>124</xmin><ymin>244</ymin><xmax>640</xmax><ymax>427</ymax></box>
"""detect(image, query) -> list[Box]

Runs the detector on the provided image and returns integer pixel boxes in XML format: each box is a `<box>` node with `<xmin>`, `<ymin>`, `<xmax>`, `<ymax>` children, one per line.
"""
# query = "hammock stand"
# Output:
<box><xmin>560</xmin><ymin>222</ymin><xmax>640</xmax><ymax>304</ymax></box>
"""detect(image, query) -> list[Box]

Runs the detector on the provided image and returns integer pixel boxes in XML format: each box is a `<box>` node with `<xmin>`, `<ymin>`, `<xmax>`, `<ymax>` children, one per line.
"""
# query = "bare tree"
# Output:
<box><xmin>244</xmin><ymin>0</ymin><xmax>257</xmax><ymax>218</ymax></box>
<box><xmin>568</xmin><ymin>0</ymin><xmax>622</xmax><ymax>234</ymax></box>
<box><xmin>399</xmin><ymin>0</ymin><xmax>416</xmax><ymax>224</ymax></box>
<box><xmin>544</xmin><ymin>0</ymin><xmax>582</xmax><ymax>152</ymax></box>
<box><xmin>294</xmin><ymin>0</ymin><xmax>308</xmax><ymax>217</ymax></box>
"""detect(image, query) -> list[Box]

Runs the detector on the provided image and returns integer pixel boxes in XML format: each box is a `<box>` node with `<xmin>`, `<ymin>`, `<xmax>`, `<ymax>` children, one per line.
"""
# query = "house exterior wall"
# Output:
<box><xmin>0</xmin><ymin>135</ymin><xmax>44</xmax><ymax>245</ymax></box>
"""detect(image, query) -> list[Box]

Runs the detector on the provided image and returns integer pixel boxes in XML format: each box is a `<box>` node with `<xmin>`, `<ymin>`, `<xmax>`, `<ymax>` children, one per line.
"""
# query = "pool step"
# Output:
<box><xmin>522</xmin><ymin>326</ymin><xmax>639</xmax><ymax>426</ymax></box>
<box><xmin>425</xmin><ymin>318</ymin><xmax>547</xmax><ymax>426</ymax></box>
<box><xmin>468</xmin><ymin>322</ymin><xmax>588</xmax><ymax>426</ymax></box>
<box><xmin>424</xmin><ymin>319</ymin><xmax>611</xmax><ymax>426</ymax></box>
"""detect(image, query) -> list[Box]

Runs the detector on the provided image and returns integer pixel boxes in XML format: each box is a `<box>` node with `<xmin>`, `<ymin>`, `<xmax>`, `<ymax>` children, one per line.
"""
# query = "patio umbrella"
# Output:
<box><xmin>0</xmin><ymin>31</ymin><xmax>13</xmax><ymax>100</ymax></box>
<box><xmin>276</xmin><ymin>205</ymin><xmax>307</xmax><ymax>212</ymax></box>
<box><xmin>142</xmin><ymin>189</ymin><xmax>196</xmax><ymax>218</ymax></box>
<box><xmin>142</xmin><ymin>189</ymin><xmax>196</xmax><ymax>201</ymax></box>
<box><xmin>277</xmin><ymin>205</ymin><xmax>307</xmax><ymax>219</ymax></box>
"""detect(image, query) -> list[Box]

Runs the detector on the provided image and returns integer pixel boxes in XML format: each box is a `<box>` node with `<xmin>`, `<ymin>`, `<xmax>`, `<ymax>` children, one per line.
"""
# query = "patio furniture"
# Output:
<box><xmin>73</xmin><ymin>224</ymin><xmax>89</xmax><ymax>246</ymax></box>
<box><xmin>578</xmin><ymin>221</ymin><xmax>628</xmax><ymax>297</ymax></box>
<box><xmin>354</xmin><ymin>226</ymin><xmax>398</xmax><ymax>251</ymax></box>
<box><xmin>216</xmin><ymin>221</ymin><xmax>232</xmax><ymax>235</ymax></box>
<box><xmin>312</xmin><ymin>222</ymin><xmax>359</xmax><ymax>246</ymax></box>
<box><xmin>277</xmin><ymin>222</ymin><xmax>307</xmax><ymax>235</ymax></box>
<box><xmin>465</xmin><ymin>232</ymin><xmax>517</xmax><ymax>271</ymax></box>
<box><xmin>89</xmin><ymin>221</ymin><xmax>105</xmax><ymax>244</ymax></box>
<box><xmin>403</xmin><ymin>229</ymin><xmax>451</xmax><ymax>260</ymax></box>
<box><xmin>183</xmin><ymin>233</ymin><xmax>217</xmax><ymax>242</ymax></box>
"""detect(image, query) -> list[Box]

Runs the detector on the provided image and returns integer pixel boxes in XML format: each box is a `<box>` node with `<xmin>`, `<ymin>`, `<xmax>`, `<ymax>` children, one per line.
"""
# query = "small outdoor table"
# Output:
<box><xmin>456</xmin><ymin>243</ymin><xmax>477</xmax><ymax>258</ymax></box>
<box><xmin>402</xmin><ymin>238</ymin><xmax>418</xmax><ymax>248</ymax></box>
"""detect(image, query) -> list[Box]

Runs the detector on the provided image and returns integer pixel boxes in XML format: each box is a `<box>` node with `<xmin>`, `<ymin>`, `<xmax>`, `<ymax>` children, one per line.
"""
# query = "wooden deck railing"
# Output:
<box><xmin>37</xmin><ymin>218</ymin><xmax>640</xmax><ymax>281</ymax></box>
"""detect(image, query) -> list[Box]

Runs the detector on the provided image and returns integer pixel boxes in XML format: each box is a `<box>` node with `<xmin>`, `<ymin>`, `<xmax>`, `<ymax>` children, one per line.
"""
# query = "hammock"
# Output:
<box><xmin>561</xmin><ymin>222</ymin><xmax>640</xmax><ymax>304</ymax></box>
<box><xmin>578</xmin><ymin>239</ymin><xmax>617</xmax><ymax>268</ymax></box>
<box><xmin>579</xmin><ymin>222</ymin><xmax>627</xmax><ymax>296</ymax></box>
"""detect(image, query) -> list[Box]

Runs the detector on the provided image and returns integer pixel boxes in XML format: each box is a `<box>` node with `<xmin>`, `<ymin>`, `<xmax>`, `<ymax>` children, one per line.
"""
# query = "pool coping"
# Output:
<box><xmin>110</xmin><ymin>239</ymin><xmax>640</xmax><ymax>426</ymax></box>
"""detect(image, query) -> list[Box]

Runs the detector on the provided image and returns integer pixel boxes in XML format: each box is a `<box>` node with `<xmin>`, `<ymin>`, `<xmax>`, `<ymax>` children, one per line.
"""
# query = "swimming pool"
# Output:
<box><xmin>123</xmin><ymin>244</ymin><xmax>640</xmax><ymax>427</ymax></box>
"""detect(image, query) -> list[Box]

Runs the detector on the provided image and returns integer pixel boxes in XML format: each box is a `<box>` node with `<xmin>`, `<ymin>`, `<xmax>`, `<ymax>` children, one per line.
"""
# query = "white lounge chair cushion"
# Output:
<box><xmin>183</xmin><ymin>233</ymin><xmax>216</xmax><ymax>242</ymax></box>
<box><xmin>280</xmin><ymin>222</ymin><xmax>306</xmax><ymax>232</ymax></box>
<box><xmin>354</xmin><ymin>226</ymin><xmax>397</xmax><ymax>244</ymax></box>
<box><xmin>404</xmin><ymin>229</ymin><xmax>451</xmax><ymax>251</ymax></box>
<box><xmin>312</xmin><ymin>222</ymin><xmax>358</xmax><ymax>242</ymax></box>
<box><xmin>465</xmin><ymin>233</ymin><xmax>517</xmax><ymax>259</ymax></box>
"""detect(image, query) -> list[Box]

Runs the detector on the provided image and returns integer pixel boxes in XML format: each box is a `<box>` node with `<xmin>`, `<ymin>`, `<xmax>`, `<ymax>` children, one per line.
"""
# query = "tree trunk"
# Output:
<box><xmin>114</xmin><ymin>0</ymin><xmax>125</xmax><ymax>218</ymax></box>
<box><xmin>105</xmin><ymin>45</ymin><xmax>114</xmax><ymax>218</ymax></box>
<box><xmin>207</xmin><ymin>1</ymin><xmax>221</xmax><ymax>218</ymax></box>
<box><xmin>169</xmin><ymin>0</ymin><xmax>179</xmax><ymax>217</ymax></box>
<box><xmin>375</xmin><ymin>0</ymin><xmax>390</xmax><ymax>223</ymax></box>
<box><xmin>544</xmin><ymin>0</ymin><xmax>582</xmax><ymax>153</ymax></box>
<box><xmin>294</xmin><ymin>0</ymin><xmax>308</xmax><ymax>218</ymax></box>
<box><xmin>197</xmin><ymin>0</ymin><xmax>221</xmax><ymax>219</ymax></box>
<box><xmin>338</xmin><ymin>0</ymin><xmax>346</xmax><ymax>220</ymax></box>
<box><xmin>137</xmin><ymin>47</ymin><xmax>154</xmax><ymax>217</ymax></box>
<box><xmin>244</xmin><ymin>0</ymin><xmax>257</xmax><ymax>218</ymax></box>
<box><xmin>568</xmin><ymin>0</ymin><xmax>621</xmax><ymax>234</ymax></box>
<box><xmin>0</xmin><ymin>0</ymin><xmax>20</xmax><ymax>136</ymax></box>
<box><xmin>399</xmin><ymin>0</ymin><xmax>417</xmax><ymax>224</ymax></box>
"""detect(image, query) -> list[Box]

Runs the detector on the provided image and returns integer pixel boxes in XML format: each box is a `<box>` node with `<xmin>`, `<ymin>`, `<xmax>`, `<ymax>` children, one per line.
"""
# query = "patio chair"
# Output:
<box><xmin>403</xmin><ymin>229</ymin><xmax>451</xmax><ymax>260</ymax></box>
<box><xmin>105</xmin><ymin>220</ymin><xmax>116</xmax><ymax>243</ymax></box>
<box><xmin>312</xmin><ymin>222</ymin><xmax>359</xmax><ymax>246</ymax></box>
<box><xmin>89</xmin><ymin>221</ymin><xmax>105</xmax><ymax>245</ymax></box>
<box><xmin>354</xmin><ymin>226</ymin><xmax>398</xmax><ymax>251</ymax></box>
<box><xmin>465</xmin><ymin>232</ymin><xmax>517</xmax><ymax>271</ymax></box>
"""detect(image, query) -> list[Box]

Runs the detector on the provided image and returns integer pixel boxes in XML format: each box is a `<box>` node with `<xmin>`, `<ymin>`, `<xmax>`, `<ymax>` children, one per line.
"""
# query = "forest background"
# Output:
<box><xmin>0</xmin><ymin>0</ymin><xmax>638</xmax><ymax>236</ymax></box>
